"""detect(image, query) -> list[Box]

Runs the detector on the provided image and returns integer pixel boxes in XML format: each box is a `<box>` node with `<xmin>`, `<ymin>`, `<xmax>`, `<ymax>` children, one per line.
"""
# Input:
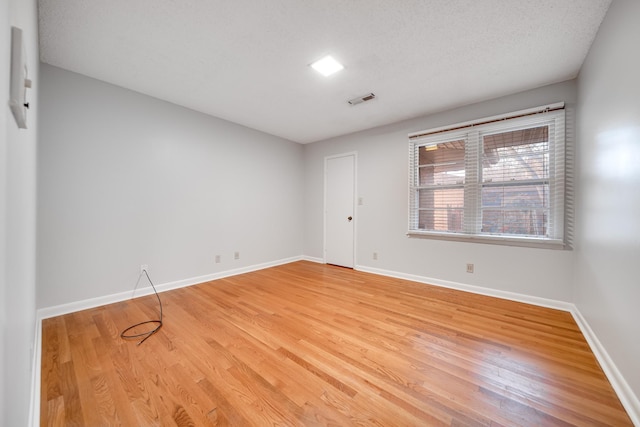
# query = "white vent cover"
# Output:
<box><xmin>348</xmin><ymin>93</ymin><xmax>376</xmax><ymax>105</ymax></box>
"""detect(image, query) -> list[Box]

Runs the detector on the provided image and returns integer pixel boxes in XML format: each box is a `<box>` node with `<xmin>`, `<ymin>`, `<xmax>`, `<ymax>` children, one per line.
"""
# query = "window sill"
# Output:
<box><xmin>406</xmin><ymin>230</ymin><xmax>567</xmax><ymax>250</ymax></box>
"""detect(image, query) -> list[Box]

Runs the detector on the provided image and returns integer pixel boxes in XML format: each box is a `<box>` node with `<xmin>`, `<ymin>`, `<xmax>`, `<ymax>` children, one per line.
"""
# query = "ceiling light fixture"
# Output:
<box><xmin>310</xmin><ymin>55</ymin><xmax>344</xmax><ymax>77</ymax></box>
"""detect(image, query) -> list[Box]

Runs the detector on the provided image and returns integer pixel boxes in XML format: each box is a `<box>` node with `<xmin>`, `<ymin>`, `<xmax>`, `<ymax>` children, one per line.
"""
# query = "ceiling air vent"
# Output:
<box><xmin>348</xmin><ymin>93</ymin><xmax>376</xmax><ymax>105</ymax></box>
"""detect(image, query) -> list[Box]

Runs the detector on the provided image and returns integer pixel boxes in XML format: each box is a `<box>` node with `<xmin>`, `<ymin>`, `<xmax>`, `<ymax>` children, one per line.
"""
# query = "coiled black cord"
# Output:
<box><xmin>120</xmin><ymin>269</ymin><xmax>163</xmax><ymax>345</ymax></box>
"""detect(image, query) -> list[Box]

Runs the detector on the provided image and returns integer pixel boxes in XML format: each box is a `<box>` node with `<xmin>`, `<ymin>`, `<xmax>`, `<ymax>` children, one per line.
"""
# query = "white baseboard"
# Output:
<box><xmin>28</xmin><ymin>313</ymin><xmax>42</xmax><ymax>427</ymax></box>
<box><xmin>37</xmin><ymin>255</ymin><xmax>304</xmax><ymax>320</ymax></box>
<box><xmin>355</xmin><ymin>264</ymin><xmax>574</xmax><ymax>312</ymax></box>
<box><xmin>356</xmin><ymin>263</ymin><xmax>639</xmax><ymax>425</ymax></box>
<box><xmin>301</xmin><ymin>255</ymin><xmax>324</xmax><ymax>263</ymax></box>
<box><xmin>570</xmin><ymin>308</ymin><xmax>640</xmax><ymax>426</ymax></box>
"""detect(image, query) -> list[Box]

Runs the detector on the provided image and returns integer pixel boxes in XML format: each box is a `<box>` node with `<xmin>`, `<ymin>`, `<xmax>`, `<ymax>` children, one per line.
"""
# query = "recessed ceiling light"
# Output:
<box><xmin>310</xmin><ymin>55</ymin><xmax>344</xmax><ymax>77</ymax></box>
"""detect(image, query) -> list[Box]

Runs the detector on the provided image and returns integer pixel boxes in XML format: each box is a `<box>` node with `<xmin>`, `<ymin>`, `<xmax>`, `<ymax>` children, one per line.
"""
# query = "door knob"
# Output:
<box><xmin>347</xmin><ymin>216</ymin><xmax>353</xmax><ymax>221</ymax></box>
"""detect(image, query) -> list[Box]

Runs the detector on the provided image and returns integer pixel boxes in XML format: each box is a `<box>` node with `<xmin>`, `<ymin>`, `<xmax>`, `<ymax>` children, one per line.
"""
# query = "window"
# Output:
<box><xmin>408</xmin><ymin>105</ymin><xmax>568</xmax><ymax>248</ymax></box>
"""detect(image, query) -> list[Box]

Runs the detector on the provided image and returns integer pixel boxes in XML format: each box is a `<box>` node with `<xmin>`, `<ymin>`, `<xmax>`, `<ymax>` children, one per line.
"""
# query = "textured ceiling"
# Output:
<box><xmin>38</xmin><ymin>0</ymin><xmax>611</xmax><ymax>144</ymax></box>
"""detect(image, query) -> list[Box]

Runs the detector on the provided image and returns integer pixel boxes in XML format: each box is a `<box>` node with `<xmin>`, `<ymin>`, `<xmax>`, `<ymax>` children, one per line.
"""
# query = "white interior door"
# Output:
<box><xmin>325</xmin><ymin>153</ymin><xmax>355</xmax><ymax>268</ymax></box>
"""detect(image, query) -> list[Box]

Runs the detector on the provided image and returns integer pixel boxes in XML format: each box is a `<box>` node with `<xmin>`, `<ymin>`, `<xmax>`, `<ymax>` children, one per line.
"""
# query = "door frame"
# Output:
<box><xmin>323</xmin><ymin>151</ymin><xmax>358</xmax><ymax>267</ymax></box>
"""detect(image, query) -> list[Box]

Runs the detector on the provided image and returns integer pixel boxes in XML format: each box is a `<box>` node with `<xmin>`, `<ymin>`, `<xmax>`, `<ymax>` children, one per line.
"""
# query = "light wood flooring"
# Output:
<box><xmin>40</xmin><ymin>261</ymin><xmax>633</xmax><ymax>426</ymax></box>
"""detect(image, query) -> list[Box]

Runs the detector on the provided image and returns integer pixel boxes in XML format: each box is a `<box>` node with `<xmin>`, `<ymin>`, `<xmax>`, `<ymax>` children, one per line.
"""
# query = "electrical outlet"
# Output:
<box><xmin>373</xmin><ymin>252</ymin><xmax>378</xmax><ymax>260</ymax></box>
<box><xmin>140</xmin><ymin>264</ymin><xmax>148</xmax><ymax>273</ymax></box>
<box><xmin>215</xmin><ymin>255</ymin><xmax>221</xmax><ymax>263</ymax></box>
<box><xmin>234</xmin><ymin>251</ymin><xmax>240</xmax><ymax>260</ymax></box>
<box><xmin>466</xmin><ymin>263</ymin><xmax>474</xmax><ymax>273</ymax></box>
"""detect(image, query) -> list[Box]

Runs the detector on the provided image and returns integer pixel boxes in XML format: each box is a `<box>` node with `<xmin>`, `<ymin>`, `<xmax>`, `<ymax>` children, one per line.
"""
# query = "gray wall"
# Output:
<box><xmin>304</xmin><ymin>81</ymin><xmax>576</xmax><ymax>302</ymax></box>
<box><xmin>575</xmin><ymin>0</ymin><xmax>640</xmax><ymax>402</ymax></box>
<box><xmin>37</xmin><ymin>64</ymin><xmax>304</xmax><ymax>308</ymax></box>
<box><xmin>1</xmin><ymin>0</ymin><xmax>39</xmax><ymax>425</ymax></box>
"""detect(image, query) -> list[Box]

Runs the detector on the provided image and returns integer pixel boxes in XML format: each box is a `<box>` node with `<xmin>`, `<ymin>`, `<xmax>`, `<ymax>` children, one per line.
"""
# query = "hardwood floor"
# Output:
<box><xmin>40</xmin><ymin>261</ymin><xmax>633</xmax><ymax>426</ymax></box>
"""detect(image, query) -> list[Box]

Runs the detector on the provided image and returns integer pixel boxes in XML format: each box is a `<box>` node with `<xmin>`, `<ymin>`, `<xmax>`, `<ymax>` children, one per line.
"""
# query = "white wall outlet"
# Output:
<box><xmin>140</xmin><ymin>264</ymin><xmax>148</xmax><ymax>273</ymax></box>
<box><xmin>466</xmin><ymin>263</ymin><xmax>474</xmax><ymax>273</ymax></box>
<box><xmin>234</xmin><ymin>251</ymin><xmax>240</xmax><ymax>260</ymax></box>
<box><xmin>373</xmin><ymin>252</ymin><xmax>378</xmax><ymax>260</ymax></box>
<box><xmin>215</xmin><ymin>255</ymin><xmax>221</xmax><ymax>263</ymax></box>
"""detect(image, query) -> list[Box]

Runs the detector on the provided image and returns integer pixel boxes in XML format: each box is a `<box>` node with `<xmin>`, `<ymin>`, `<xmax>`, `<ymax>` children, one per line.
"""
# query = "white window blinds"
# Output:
<box><xmin>408</xmin><ymin>104</ymin><xmax>568</xmax><ymax>248</ymax></box>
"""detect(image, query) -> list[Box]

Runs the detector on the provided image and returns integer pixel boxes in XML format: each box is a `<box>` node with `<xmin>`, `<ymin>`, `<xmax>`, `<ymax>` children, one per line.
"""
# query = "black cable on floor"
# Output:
<box><xmin>120</xmin><ymin>269</ymin><xmax>163</xmax><ymax>345</ymax></box>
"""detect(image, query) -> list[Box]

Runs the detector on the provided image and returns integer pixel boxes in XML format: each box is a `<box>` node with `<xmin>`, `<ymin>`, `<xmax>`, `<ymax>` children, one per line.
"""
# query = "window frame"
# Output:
<box><xmin>408</xmin><ymin>105</ymin><xmax>567</xmax><ymax>249</ymax></box>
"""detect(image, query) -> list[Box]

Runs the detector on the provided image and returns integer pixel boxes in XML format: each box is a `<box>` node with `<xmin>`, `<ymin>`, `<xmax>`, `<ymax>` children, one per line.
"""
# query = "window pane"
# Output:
<box><xmin>481</xmin><ymin>126</ymin><xmax>550</xmax><ymax>237</ymax></box>
<box><xmin>418</xmin><ymin>140</ymin><xmax>465</xmax><ymax>186</ymax></box>
<box><xmin>482</xmin><ymin>127</ymin><xmax>548</xmax><ymax>183</ymax></box>
<box><xmin>481</xmin><ymin>209</ymin><xmax>548</xmax><ymax>236</ymax></box>
<box><xmin>418</xmin><ymin>187</ymin><xmax>463</xmax><ymax>232</ymax></box>
<box><xmin>482</xmin><ymin>184</ymin><xmax>549</xmax><ymax>209</ymax></box>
